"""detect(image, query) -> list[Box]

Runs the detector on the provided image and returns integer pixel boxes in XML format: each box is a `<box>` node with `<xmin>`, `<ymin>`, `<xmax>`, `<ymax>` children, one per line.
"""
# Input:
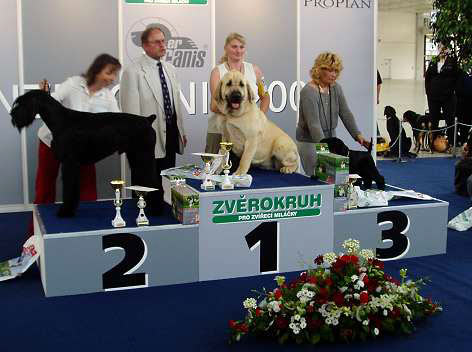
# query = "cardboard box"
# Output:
<box><xmin>171</xmin><ymin>184</ymin><xmax>200</xmax><ymax>224</ymax></box>
<box><xmin>315</xmin><ymin>153</ymin><xmax>349</xmax><ymax>184</ymax></box>
<box><xmin>162</xmin><ymin>175</ymin><xmax>186</xmax><ymax>205</ymax></box>
<box><xmin>333</xmin><ymin>184</ymin><xmax>349</xmax><ymax>212</ymax></box>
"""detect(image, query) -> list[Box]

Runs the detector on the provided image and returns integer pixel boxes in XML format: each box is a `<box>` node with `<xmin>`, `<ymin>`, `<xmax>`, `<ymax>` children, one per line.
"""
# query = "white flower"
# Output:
<box><xmin>383</xmin><ymin>309</ymin><xmax>388</xmax><ymax>316</ymax></box>
<box><xmin>376</xmin><ymin>287</ymin><xmax>382</xmax><ymax>293</ymax></box>
<box><xmin>351</xmin><ymin>275</ymin><xmax>359</xmax><ymax>282</ymax></box>
<box><xmin>293</xmin><ymin>328</ymin><xmax>300</xmax><ymax>335</ymax></box>
<box><xmin>359</xmin><ymin>266</ymin><xmax>367</xmax><ymax>272</ymax></box>
<box><xmin>342</xmin><ymin>238</ymin><xmax>360</xmax><ymax>254</ymax></box>
<box><xmin>268</xmin><ymin>301</ymin><xmax>281</xmax><ymax>313</ymax></box>
<box><xmin>360</xmin><ymin>249</ymin><xmax>375</xmax><ymax>260</ymax></box>
<box><xmin>354</xmin><ymin>293</ymin><xmax>360</xmax><ymax>300</ymax></box>
<box><xmin>323</xmin><ymin>252</ymin><xmax>337</xmax><ymax>265</ymax></box>
<box><xmin>340</xmin><ymin>286</ymin><xmax>348</xmax><ymax>293</ymax></box>
<box><xmin>332</xmin><ymin>318</ymin><xmax>339</xmax><ymax>326</ymax></box>
<box><xmin>363</xmin><ymin>319</ymin><xmax>370</xmax><ymax>326</ymax></box>
<box><xmin>289</xmin><ymin>322</ymin><xmax>296</xmax><ymax>329</ymax></box>
<box><xmin>374</xmin><ymin>328</ymin><xmax>379</xmax><ymax>335</ymax></box>
<box><xmin>354</xmin><ymin>284</ymin><xmax>360</xmax><ymax>290</ymax></box>
<box><xmin>294</xmin><ymin>314</ymin><xmax>301</xmax><ymax>321</ymax></box>
<box><xmin>357</xmin><ymin>280</ymin><xmax>365</xmax><ymax>288</ymax></box>
<box><xmin>243</xmin><ymin>298</ymin><xmax>257</xmax><ymax>309</ymax></box>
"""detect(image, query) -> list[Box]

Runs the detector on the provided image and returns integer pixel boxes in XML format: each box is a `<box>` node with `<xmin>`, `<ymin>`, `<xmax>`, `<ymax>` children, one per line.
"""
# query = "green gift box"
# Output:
<box><xmin>171</xmin><ymin>184</ymin><xmax>200</xmax><ymax>224</ymax></box>
<box><xmin>314</xmin><ymin>143</ymin><xmax>330</xmax><ymax>154</ymax></box>
<box><xmin>316</xmin><ymin>153</ymin><xmax>349</xmax><ymax>184</ymax></box>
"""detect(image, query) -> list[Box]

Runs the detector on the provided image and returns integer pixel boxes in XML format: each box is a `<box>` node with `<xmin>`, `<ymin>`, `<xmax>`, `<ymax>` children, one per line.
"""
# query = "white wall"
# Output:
<box><xmin>377</xmin><ymin>11</ymin><xmax>416</xmax><ymax>80</ymax></box>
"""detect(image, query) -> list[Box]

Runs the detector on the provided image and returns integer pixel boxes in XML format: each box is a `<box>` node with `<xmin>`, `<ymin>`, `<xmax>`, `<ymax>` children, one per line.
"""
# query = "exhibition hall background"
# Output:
<box><xmin>0</xmin><ymin>0</ymin><xmax>376</xmax><ymax>210</ymax></box>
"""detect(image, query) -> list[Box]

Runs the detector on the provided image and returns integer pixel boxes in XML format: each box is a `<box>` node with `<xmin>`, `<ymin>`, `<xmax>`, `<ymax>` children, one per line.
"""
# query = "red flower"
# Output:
<box><xmin>239</xmin><ymin>323</ymin><xmax>249</xmax><ymax>333</ymax></box>
<box><xmin>319</xmin><ymin>287</ymin><xmax>328</xmax><ymax>297</ymax></box>
<box><xmin>306</xmin><ymin>305</ymin><xmax>314</xmax><ymax>313</ymax></box>
<box><xmin>229</xmin><ymin>320</ymin><xmax>237</xmax><ymax>329</ymax></box>
<box><xmin>324</xmin><ymin>278</ymin><xmax>333</xmax><ymax>287</ymax></box>
<box><xmin>333</xmin><ymin>292</ymin><xmax>345</xmax><ymax>306</ymax></box>
<box><xmin>255</xmin><ymin>308</ymin><xmax>262</xmax><ymax>316</ymax></box>
<box><xmin>308</xmin><ymin>275</ymin><xmax>318</xmax><ymax>284</ymax></box>
<box><xmin>340</xmin><ymin>255</ymin><xmax>359</xmax><ymax>264</ymax></box>
<box><xmin>363</xmin><ymin>275</ymin><xmax>370</xmax><ymax>285</ymax></box>
<box><xmin>274</xmin><ymin>288</ymin><xmax>282</xmax><ymax>300</ymax></box>
<box><xmin>360</xmin><ymin>291</ymin><xmax>369</xmax><ymax>304</ymax></box>
<box><xmin>371</xmin><ymin>259</ymin><xmax>384</xmax><ymax>270</ymax></box>
<box><xmin>307</xmin><ymin>317</ymin><xmax>322</xmax><ymax>331</ymax></box>
<box><xmin>299</xmin><ymin>272</ymin><xmax>307</xmax><ymax>282</ymax></box>
<box><xmin>275</xmin><ymin>316</ymin><xmax>288</xmax><ymax>329</ymax></box>
<box><xmin>314</xmin><ymin>255</ymin><xmax>324</xmax><ymax>265</ymax></box>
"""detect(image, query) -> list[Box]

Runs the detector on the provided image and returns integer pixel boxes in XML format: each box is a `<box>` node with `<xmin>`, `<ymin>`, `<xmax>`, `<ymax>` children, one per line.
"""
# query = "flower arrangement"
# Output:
<box><xmin>229</xmin><ymin>239</ymin><xmax>442</xmax><ymax>345</ymax></box>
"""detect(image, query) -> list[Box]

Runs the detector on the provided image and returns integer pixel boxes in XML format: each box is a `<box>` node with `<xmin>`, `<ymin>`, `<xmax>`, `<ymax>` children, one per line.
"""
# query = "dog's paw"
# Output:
<box><xmin>280</xmin><ymin>165</ymin><xmax>297</xmax><ymax>174</ymax></box>
<box><xmin>233</xmin><ymin>167</ymin><xmax>247</xmax><ymax>176</ymax></box>
<box><xmin>57</xmin><ymin>205</ymin><xmax>75</xmax><ymax>218</ymax></box>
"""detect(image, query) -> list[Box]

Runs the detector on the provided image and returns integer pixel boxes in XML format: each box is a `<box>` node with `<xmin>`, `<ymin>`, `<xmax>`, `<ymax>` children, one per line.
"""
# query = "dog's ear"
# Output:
<box><xmin>246</xmin><ymin>83</ymin><xmax>254</xmax><ymax>103</ymax></box>
<box><xmin>215</xmin><ymin>79</ymin><xmax>224</xmax><ymax>104</ymax></box>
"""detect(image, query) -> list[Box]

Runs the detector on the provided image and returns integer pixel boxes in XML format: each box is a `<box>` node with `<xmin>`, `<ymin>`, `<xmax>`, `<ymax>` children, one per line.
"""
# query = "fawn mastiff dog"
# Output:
<box><xmin>214</xmin><ymin>70</ymin><xmax>299</xmax><ymax>175</ymax></box>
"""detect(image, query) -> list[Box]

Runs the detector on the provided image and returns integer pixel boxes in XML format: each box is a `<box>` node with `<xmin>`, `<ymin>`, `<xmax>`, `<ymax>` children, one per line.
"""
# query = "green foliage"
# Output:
<box><xmin>431</xmin><ymin>0</ymin><xmax>472</xmax><ymax>72</ymax></box>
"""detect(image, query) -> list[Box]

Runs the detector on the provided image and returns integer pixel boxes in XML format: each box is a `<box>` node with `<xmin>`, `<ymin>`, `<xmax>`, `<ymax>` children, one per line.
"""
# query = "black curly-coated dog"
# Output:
<box><xmin>320</xmin><ymin>137</ymin><xmax>385</xmax><ymax>190</ymax></box>
<box><xmin>10</xmin><ymin>90</ymin><xmax>163</xmax><ymax>217</ymax></box>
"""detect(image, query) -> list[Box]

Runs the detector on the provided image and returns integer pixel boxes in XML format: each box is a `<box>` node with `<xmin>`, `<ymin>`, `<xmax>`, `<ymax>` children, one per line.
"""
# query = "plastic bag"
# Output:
<box><xmin>448</xmin><ymin>207</ymin><xmax>472</xmax><ymax>231</ymax></box>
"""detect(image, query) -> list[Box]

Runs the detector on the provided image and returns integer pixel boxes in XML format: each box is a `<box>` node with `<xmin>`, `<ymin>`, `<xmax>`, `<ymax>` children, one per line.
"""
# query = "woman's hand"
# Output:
<box><xmin>39</xmin><ymin>79</ymin><xmax>49</xmax><ymax>92</ymax></box>
<box><xmin>356</xmin><ymin>134</ymin><xmax>371</xmax><ymax>149</ymax></box>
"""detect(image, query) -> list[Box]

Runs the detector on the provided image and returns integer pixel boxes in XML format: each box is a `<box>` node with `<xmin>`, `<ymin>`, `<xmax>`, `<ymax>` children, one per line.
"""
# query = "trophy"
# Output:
<box><xmin>110</xmin><ymin>180</ymin><xmax>126</xmax><ymax>227</ymax></box>
<box><xmin>192</xmin><ymin>152</ymin><xmax>224</xmax><ymax>191</ymax></box>
<box><xmin>126</xmin><ymin>186</ymin><xmax>159</xmax><ymax>226</ymax></box>
<box><xmin>219</xmin><ymin>141</ymin><xmax>234</xmax><ymax>190</ymax></box>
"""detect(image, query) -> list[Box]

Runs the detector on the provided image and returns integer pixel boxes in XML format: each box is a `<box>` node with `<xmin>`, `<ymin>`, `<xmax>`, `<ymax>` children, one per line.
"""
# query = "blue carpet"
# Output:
<box><xmin>0</xmin><ymin>157</ymin><xmax>471</xmax><ymax>352</ymax></box>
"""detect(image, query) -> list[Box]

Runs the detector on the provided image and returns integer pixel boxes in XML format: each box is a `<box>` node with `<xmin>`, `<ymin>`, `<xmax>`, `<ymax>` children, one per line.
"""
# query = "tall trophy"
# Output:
<box><xmin>192</xmin><ymin>152</ymin><xmax>223</xmax><ymax>191</ymax></box>
<box><xmin>219</xmin><ymin>141</ymin><xmax>234</xmax><ymax>190</ymax></box>
<box><xmin>126</xmin><ymin>186</ymin><xmax>158</xmax><ymax>226</ymax></box>
<box><xmin>110</xmin><ymin>180</ymin><xmax>126</xmax><ymax>227</ymax></box>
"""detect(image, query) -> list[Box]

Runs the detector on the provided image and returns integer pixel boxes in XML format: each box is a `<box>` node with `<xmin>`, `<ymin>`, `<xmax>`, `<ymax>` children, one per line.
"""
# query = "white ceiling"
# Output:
<box><xmin>379</xmin><ymin>0</ymin><xmax>433</xmax><ymax>13</ymax></box>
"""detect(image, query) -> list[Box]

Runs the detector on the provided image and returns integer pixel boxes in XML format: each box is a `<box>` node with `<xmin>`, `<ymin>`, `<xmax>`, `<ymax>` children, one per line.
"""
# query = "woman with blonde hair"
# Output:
<box><xmin>205</xmin><ymin>32</ymin><xmax>270</xmax><ymax>153</ymax></box>
<box><xmin>296</xmin><ymin>52</ymin><xmax>368</xmax><ymax>176</ymax></box>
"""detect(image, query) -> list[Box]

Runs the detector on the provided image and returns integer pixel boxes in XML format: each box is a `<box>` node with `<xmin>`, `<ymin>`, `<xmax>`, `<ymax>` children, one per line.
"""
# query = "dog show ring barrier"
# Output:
<box><xmin>33</xmin><ymin>169</ymin><xmax>448</xmax><ymax>297</ymax></box>
<box><xmin>377</xmin><ymin>115</ymin><xmax>471</xmax><ymax>161</ymax></box>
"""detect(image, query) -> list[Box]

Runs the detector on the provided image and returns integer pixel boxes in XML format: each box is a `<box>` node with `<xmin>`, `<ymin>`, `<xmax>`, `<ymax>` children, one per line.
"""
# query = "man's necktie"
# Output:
<box><xmin>157</xmin><ymin>61</ymin><xmax>173</xmax><ymax>123</ymax></box>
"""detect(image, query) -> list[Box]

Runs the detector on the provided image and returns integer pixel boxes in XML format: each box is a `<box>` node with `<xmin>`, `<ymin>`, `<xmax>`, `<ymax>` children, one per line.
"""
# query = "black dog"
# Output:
<box><xmin>384</xmin><ymin>106</ymin><xmax>416</xmax><ymax>158</ymax></box>
<box><xmin>320</xmin><ymin>137</ymin><xmax>385</xmax><ymax>190</ymax></box>
<box><xmin>403</xmin><ymin>110</ymin><xmax>433</xmax><ymax>153</ymax></box>
<box><xmin>10</xmin><ymin>90</ymin><xmax>163</xmax><ymax>217</ymax></box>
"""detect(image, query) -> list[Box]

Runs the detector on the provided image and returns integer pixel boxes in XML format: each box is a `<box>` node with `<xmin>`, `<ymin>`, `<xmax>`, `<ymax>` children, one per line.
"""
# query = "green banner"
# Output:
<box><xmin>126</xmin><ymin>0</ymin><xmax>207</xmax><ymax>4</ymax></box>
<box><xmin>212</xmin><ymin>208</ymin><xmax>321</xmax><ymax>224</ymax></box>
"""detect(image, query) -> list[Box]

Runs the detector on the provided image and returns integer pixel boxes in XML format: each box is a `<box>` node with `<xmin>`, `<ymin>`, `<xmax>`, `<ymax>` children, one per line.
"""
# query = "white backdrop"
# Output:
<box><xmin>300</xmin><ymin>0</ymin><xmax>376</xmax><ymax>150</ymax></box>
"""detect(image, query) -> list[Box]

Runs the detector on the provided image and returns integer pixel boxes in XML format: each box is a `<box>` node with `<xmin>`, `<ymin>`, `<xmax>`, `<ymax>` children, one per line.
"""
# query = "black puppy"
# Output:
<box><xmin>10</xmin><ymin>90</ymin><xmax>163</xmax><ymax>217</ymax></box>
<box><xmin>320</xmin><ymin>137</ymin><xmax>385</xmax><ymax>190</ymax></box>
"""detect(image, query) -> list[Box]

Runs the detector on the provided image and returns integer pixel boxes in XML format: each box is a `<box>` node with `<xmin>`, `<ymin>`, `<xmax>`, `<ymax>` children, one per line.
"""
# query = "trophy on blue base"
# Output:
<box><xmin>126</xmin><ymin>186</ymin><xmax>159</xmax><ymax>226</ymax></box>
<box><xmin>193</xmin><ymin>152</ymin><xmax>224</xmax><ymax>191</ymax></box>
<box><xmin>110</xmin><ymin>180</ymin><xmax>126</xmax><ymax>227</ymax></box>
<box><xmin>219</xmin><ymin>141</ymin><xmax>234</xmax><ymax>190</ymax></box>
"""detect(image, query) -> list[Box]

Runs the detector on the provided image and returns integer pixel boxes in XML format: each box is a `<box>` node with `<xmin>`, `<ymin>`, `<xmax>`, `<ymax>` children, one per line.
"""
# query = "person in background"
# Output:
<box><xmin>425</xmin><ymin>45</ymin><xmax>461</xmax><ymax>150</ymax></box>
<box><xmin>205</xmin><ymin>32</ymin><xmax>270</xmax><ymax>154</ymax></box>
<box><xmin>120</xmin><ymin>25</ymin><xmax>187</xmax><ymax>199</ymax></box>
<box><xmin>296</xmin><ymin>52</ymin><xmax>369</xmax><ymax>176</ymax></box>
<box><xmin>36</xmin><ymin>53</ymin><xmax>121</xmax><ymax>206</ymax></box>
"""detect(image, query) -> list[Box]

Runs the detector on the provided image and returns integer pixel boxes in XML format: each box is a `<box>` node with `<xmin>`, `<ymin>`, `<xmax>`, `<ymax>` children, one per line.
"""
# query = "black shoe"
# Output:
<box><xmin>405</xmin><ymin>152</ymin><xmax>417</xmax><ymax>158</ymax></box>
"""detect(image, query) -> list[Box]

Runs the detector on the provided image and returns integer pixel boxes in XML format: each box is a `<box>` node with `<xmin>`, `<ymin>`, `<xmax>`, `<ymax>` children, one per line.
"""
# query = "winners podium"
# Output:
<box><xmin>34</xmin><ymin>169</ymin><xmax>448</xmax><ymax>297</ymax></box>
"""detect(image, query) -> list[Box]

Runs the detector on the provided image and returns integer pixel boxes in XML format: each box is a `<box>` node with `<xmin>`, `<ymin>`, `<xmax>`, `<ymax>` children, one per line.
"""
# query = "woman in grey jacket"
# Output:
<box><xmin>296</xmin><ymin>52</ymin><xmax>368</xmax><ymax>176</ymax></box>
